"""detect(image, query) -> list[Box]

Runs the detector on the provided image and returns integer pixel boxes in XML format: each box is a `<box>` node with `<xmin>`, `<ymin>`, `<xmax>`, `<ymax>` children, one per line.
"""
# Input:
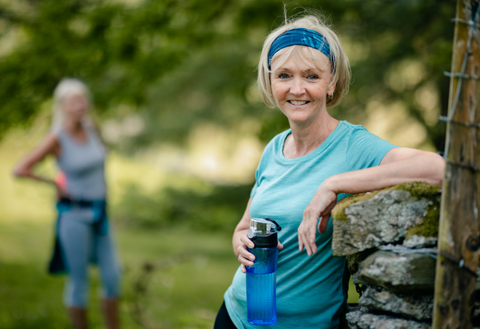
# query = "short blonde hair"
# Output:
<box><xmin>258</xmin><ymin>14</ymin><xmax>351</xmax><ymax>108</ymax></box>
<box><xmin>51</xmin><ymin>78</ymin><xmax>92</xmax><ymax>129</ymax></box>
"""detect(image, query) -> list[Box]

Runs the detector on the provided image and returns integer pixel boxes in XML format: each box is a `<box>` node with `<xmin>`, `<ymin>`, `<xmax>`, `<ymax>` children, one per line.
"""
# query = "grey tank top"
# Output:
<box><xmin>54</xmin><ymin>125</ymin><xmax>106</xmax><ymax>200</ymax></box>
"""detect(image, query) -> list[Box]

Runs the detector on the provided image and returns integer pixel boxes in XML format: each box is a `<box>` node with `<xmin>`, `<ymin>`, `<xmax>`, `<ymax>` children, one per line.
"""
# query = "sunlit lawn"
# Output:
<box><xmin>0</xmin><ymin>125</ymin><xmax>358</xmax><ymax>329</ymax></box>
<box><xmin>0</xmin><ymin>127</ymin><xmax>239</xmax><ymax>329</ymax></box>
<box><xmin>0</xmin><ymin>220</ymin><xmax>239</xmax><ymax>329</ymax></box>
<box><xmin>0</xmin><ymin>220</ymin><xmax>359</xmax><ymax>329</ymax></box>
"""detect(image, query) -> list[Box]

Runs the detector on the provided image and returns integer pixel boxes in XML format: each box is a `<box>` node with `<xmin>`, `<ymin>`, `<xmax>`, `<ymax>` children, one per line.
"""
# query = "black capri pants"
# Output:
<box><xmin>214</xmin><ymin>301</ymin><xmax>237</xmax><ymax>329</ymax></box>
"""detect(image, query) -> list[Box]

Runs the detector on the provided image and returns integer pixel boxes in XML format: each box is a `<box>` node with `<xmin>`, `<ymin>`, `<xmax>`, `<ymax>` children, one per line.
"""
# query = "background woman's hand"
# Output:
<box><xmin>298</xmin><ymin>180</ymin><xmax>338</xmax><ymax>256</ymax></box>
<box><xmin>55</xmin><ymin>183</ymin><xmax>71</xmax><ymax>200</ymax></box>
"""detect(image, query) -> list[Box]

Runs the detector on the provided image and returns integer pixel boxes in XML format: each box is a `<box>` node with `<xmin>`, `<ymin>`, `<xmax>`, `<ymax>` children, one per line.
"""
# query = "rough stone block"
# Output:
<box><xmin>357</xmin><ymin>250</ymin><xmax>436</xmax><ymax>293</ymax></box>
<box><xmin>346</xmin><ymin>311</ymin><xmax>431</xmax><ymax>329</ymax></box>
<box><xmin>332</xmin><ymin>183</ymin><xmax>441</xmax><ymax>256</ymax></box>
<box><xmin>359</xmin><ymin>286</ymin><xmax>433</xmax><ymax>321</ymax></box>
<box><xmin>347</xmin><ymin>249</ymin><xmax>377</xmax><ymax>277</ymax></box>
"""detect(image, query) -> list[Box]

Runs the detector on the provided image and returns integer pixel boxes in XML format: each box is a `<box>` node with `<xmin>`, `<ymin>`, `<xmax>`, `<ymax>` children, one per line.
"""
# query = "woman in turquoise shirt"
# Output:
<box><xmin>215</xmin><ymin>13</ymin><xmax>445</xmax><ymax>329</ymax></box>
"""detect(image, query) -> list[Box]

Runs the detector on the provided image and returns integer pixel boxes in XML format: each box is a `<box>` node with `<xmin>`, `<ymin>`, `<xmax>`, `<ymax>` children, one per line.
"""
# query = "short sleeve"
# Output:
<box><xmin>346</xmin><ymin>127</ymin><xmax>397</xmax><ymax>171</ymax></box>
<box><xmin>250</xmin><ymin>180</ymin><xmax>258</xmax><ymax>198</ymax></box>
<box><xmin>250</xmin><ymin>166</ymin><xmax>260</xmax><ymax>198</ymax></box>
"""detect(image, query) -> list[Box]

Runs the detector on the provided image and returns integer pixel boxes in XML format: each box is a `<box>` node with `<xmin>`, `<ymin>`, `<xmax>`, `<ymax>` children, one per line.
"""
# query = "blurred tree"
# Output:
<box><xmin>0</xmin><ymin>0</ymin><xmax>453</xmax><ymax>152</ymax></box>
<box><xmin>0</xmin><ymin>0</ymin><xmax>234</xmax><ymax>135</ymax></box>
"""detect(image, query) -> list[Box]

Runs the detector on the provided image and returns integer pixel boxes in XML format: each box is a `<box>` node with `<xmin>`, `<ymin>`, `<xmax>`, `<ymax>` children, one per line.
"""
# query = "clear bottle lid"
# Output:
<box><xmin>248</xmin><ymin>217</ymin><xmax>281</xmax><ymax>239</ymax></box>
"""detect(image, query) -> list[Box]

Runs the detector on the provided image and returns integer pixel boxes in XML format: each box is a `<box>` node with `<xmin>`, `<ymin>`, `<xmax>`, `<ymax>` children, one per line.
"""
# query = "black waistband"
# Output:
<box><xmin>58</xmin><ymin>197</ymin><xmax>98</xmax><ymax>207</ymax></box>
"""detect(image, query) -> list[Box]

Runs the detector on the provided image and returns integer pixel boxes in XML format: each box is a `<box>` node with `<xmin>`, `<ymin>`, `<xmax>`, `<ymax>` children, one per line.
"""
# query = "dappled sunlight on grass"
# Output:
<box><xmin>0</xmin><ymin>219</ymin><xmax>239</xmax><ymax>329</ymax></box>
<box><xmin>0</xmin><ymin>126</ymin><xmax>241</xmax><ymax>328</ymax></box>
<box><xmin>0</xmin><ymin>124</ymin><xmax>359</xmax><ymax>328</ymax></box>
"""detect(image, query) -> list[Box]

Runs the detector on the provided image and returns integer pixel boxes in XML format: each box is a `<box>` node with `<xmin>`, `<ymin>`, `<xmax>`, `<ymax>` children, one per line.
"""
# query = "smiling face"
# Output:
<box><xmin>62</xmin><ymin>93</ymin><xmax>89</xmax><ymax>123</ymax></box>
<box><xmin>270</xmin><ymin>46</ymin><xmax>335</xmax><ymax>127</ymax></box>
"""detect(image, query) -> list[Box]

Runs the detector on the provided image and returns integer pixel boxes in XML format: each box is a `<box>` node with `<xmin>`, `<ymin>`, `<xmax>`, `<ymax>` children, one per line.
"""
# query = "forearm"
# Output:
<box><xmin>14</xmin><ymin>170</ymin><xmax>57</xmax><ymax>187</ymax></box>
<box><xmin>328</xmin><ymin>152</ymin><xmax>445</xmax><ymax>195</ymax></box>
<box><xmin>13</xmin><ymin>132</ymin><xmax>60</xmax><ymax>188</ymax></box>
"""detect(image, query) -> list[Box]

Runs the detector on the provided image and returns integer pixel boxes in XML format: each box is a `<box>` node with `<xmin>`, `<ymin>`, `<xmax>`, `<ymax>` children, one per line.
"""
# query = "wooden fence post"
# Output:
<box><xmin>433</xmin><ymin>0</ymin><xmax>480</xmax><ymax>328</ymax></box>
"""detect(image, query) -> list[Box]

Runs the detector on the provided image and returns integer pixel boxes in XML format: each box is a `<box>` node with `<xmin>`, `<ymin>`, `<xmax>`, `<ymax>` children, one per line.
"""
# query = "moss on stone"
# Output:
<box><xmin>332</xmin><ymin>181</ymin><xmax>441</xmax><ymax>224</ymax></box>
<box><xmin>392</xmin><ymin>182</ymin><xmax>441</xmax><ymax>238</ymax></box>
<box><xmin>332</xmin><ymin>192</ymin><xmax>376</xmax><ymax>221</ymax></box>
<box><xmin>406</xmin><ymin>198</ymin><xmax>441</xmax><ymax>238</ymax></box>
<box><xmin>389</xmin><ymin>181</ymin><xmax>441</xmax><ymax>200</ymax></box>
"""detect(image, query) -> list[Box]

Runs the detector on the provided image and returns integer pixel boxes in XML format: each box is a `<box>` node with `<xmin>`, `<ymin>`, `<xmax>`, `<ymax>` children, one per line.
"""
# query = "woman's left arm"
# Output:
<box><xmin>297</xmin><ymin>147</ymin><xmax>445</xmax><ymax>256</ymax></box>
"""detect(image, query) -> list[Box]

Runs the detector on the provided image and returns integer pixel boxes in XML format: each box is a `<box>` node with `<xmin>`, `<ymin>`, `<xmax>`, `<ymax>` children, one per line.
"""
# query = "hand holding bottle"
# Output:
<box><xmin>237</xmin><ymin>235</ymin><xmax>283</xmax><ymax>273</ymax></box>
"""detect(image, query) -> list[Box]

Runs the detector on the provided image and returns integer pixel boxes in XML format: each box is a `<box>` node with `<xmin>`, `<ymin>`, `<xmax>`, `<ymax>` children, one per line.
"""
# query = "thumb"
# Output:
<box><xmin>277</xmin><ymin>241</ymin><xmax>284</xmax><ymax>250</ymax></box>
<box><xmin>318</xmin><ymin>216</ymin><xmax>330</xmax><ymax>234</ymax></box>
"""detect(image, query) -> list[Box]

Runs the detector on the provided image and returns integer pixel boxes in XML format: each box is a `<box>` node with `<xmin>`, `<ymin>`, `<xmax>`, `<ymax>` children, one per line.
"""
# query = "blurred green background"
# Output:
<box><xmin>0</xmin><ymin>0</ymin><xmax>454</xmax><ymax>328</ymax></box>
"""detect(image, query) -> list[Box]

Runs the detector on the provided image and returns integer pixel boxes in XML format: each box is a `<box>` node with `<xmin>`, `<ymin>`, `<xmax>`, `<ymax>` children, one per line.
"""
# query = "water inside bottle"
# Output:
<box><xmin>247</xmin><ymin>271</ymin><xmax>277</xmax><ymax>326</ymax></box>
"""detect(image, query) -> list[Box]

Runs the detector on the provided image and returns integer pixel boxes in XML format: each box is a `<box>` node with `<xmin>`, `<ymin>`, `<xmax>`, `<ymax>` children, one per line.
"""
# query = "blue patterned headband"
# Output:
<box><xmin>268</xmin><ymin>28</ymin><xmax>334</xmax><ymax>70</ymax></box>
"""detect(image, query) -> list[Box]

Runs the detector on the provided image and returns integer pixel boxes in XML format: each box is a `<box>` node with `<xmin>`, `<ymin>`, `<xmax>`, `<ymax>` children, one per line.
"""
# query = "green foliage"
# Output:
<box><xmin>0</xmin><ymin>0</ymin><xmax>234</xmax><ymax>135</ymax></box>
<box><xmin>113</xmin><ymin>181</ymin><xmax>252</xmax><ymax>233</ymax></box>
<box><xmin>1</xmin><ymin>0</ymin><xmax>454</xmax><ymax>151</ymax></box>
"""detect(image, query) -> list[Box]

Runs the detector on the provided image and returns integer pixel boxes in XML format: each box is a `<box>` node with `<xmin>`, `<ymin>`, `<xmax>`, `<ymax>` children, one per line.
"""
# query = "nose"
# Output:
<box><xmin>289</xmin><ymin>76</ymin><xmax>305</xmax><ymax>96</ymax></box>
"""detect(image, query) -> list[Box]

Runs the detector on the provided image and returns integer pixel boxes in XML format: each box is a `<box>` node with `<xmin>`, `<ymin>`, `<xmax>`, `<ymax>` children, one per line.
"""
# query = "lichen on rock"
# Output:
<box><xmin>332</xmin><ymin>182</ymin><xmax>441</xmax><ymax>256</ymax></box>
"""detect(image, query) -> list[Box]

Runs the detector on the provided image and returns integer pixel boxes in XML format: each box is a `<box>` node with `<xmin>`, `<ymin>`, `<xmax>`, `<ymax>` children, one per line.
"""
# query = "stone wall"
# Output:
<box><xmin>332</xmin><ymin>182</ymin><xmax>449</xmax><ymax>328</ymax></box>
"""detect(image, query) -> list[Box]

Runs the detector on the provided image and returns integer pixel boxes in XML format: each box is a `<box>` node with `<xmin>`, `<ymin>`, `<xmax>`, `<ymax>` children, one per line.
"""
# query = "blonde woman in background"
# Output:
<box><xmin>14</xmin><ymin>78</ymin><xmax>121</xmax><ymax>329</ymax></box>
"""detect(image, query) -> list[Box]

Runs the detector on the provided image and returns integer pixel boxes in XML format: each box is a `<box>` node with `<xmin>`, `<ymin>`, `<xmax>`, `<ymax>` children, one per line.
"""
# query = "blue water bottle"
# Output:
<box><xmin>246</xmin><ymin>217</ymin><xmax>282</xmax><ymax>326</ymax></box>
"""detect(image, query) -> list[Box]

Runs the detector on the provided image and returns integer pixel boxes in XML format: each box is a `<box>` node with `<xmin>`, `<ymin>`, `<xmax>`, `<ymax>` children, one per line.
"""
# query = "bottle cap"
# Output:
<box><xmin>248</xmin><ymin>217</ymin><xmax>282</xmax><ymax>248</ymax></box>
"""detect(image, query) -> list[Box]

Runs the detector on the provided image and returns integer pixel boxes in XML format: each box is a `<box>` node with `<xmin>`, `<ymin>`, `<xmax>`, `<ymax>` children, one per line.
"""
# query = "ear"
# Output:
<box><xmin>327</xmin><ymin>79</ymin><xmax>336</xmax><ymax>96</ymax></box>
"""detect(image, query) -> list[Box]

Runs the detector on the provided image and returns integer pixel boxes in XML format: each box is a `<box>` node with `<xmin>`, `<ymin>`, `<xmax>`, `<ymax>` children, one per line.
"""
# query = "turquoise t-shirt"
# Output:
<box><xmin>224</xmin><ymin>121</ymin><xmax>397</xmax><ymax>329</ymax></box>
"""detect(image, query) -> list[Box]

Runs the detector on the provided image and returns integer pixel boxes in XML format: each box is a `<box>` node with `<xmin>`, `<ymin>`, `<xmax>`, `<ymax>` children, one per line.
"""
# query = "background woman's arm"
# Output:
<box><xmin>13</xmin><ymin>132</ymin><xmax>62</xmax><ymax>190</ymax></box>
<box><xmin>298</xmin><ymin>147</ymin><xmax>445</xmax><ymax>256</ymax></box>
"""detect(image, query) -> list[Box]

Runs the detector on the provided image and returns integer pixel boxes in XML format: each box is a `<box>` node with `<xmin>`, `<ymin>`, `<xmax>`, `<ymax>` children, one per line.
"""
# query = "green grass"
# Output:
<box><xmin>0</xmin><ymin>123</ymin><xmax>358</xmax><ymax>329</ymax></box>
<box><xmin>0</xmin><ymin>221</ymin><xmax>239</xmax><ymax>329</ymax></box>
<box><xmin>0</xmin><ymin>220</ymin><xmax>359</xmax><ymax>329</ymax></box>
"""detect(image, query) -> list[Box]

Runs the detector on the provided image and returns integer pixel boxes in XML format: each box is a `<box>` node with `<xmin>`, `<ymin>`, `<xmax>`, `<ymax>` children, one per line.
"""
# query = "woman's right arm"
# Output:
<box><xmin>233</xmin><ymin>198</ymin><xmax>256</xmax><ymax>273</ymax></box>
<box><xmin>13</xmin><ymin>132</ymin><xmax>61</xmax><ymax>188</ymax></box>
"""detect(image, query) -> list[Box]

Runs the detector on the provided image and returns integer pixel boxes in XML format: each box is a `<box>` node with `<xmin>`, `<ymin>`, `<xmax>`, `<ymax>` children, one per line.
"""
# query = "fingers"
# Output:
<box><xmin>237</xmin><ymin>245</ymin><xmax>255</xmax><ymax>267</ymax></box>
<box><xmin>298</xmin><ymin>206</ymin><xmax>320</xmax><ymax>256</ymax></box>
<box><xmin>241</xmin><ymin>264</ymin><xmax>246</xmax><ymax>273</ymax></box>
<box><xmin>318</xmin><ymin>216</ymin><xmax>330</xmax><ymax>234</ymax></box>
<box><xmin>298</xmin><ymin>224</ymin><xmax>317</xmax><ymax>256</ymax></box>
<box><xmin>237</xmin><ymin>235</ymin><xmax>255</xmax><ymax>268</ymax></box>
<box><xmin>240</xmin><ymin>235</ymin><xmax>255</xmax><ymax>249</ymax></box>
<box><xmin>277</xmin><ymin>241</ymin><xmax>284</xmax><ymax>250</ymax></box>
<box><xmin>318</xmin><ymin>203</ymin><xmax>335</xmax><ymax>234</ymax></box>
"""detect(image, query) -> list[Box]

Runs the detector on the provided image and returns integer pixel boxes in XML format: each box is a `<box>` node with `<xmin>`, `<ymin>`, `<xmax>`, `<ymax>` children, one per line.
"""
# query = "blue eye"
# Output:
<box><xmin>307</xmin><ymin>74</ymin><xmax>319</xmax><ymax>80</ymax></box>
<box><xmin>278</xmin><ymin>73</ymin><xmax>289</xmax><ymax>79</ymax></box>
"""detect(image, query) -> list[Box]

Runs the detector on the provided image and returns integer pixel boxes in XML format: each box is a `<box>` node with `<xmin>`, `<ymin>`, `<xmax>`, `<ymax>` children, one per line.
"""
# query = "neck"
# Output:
<box><xmin>63</xmin><ymin>119</ymin><xmax>83</xmax><ymax>132</ymax></box>
<box><xmin>284</xmin><ymin>112</ymin><xmax>339</xmax><ymax>158</ymax></box>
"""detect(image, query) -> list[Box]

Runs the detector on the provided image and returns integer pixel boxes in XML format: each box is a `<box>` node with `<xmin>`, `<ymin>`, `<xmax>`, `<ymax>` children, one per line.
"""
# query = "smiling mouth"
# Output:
<box><xmin>288</xmin><ymin>100</ymin><xmax>310</xmax><ymax>105</ymax></box>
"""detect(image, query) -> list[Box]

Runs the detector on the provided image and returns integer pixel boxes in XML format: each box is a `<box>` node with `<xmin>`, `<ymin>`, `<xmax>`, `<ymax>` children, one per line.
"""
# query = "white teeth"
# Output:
<box><xmin>290</xmin><ymin>100</ymin><xmax>308</xmax><ymax>105</ymax></box>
